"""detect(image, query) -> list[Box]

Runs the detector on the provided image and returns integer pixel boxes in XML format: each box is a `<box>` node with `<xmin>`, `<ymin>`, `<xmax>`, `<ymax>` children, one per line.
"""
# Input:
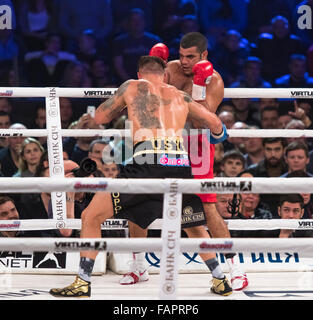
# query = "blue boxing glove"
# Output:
<box><xmin>207</xmin><ymin>123</ymin><xmax>228</xmax><ymax>144</ymax></box>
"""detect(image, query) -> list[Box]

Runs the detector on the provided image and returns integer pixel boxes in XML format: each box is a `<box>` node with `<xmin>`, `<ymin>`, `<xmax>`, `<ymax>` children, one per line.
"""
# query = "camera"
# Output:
<box><xmin>72</xmin><ymin>157</ymin><xmax>97</xmax><ymax>177</ymax></box>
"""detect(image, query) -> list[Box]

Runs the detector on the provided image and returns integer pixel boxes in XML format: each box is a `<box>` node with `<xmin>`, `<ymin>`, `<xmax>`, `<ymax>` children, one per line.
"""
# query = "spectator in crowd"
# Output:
<box><xmin>277</xmin><ymin>112</ymin><xmax>292</xmax><ymax>129</ymax></box>
<box><xmin>17</xmin><ymin>0</ymin><xmax>57</xmax><ymax>51</ymax></box>
<box><xmin>275</xmin><ymin>194</ymin><xmax>313</xmax><ymax>237</ymax></box>
<box><xmin>0</xmin><ymin>196</ymin><xmax>41</xmax><ymax>238</ymax></box>
<box><xmin>285</xmin><ymin>119</ymin><xmax>307</xmax><ymax>147</ymax></box>
<box><xmin>60</xmin><ymin>61</ymin><xmax>92</xmax><ymax>88</ymax></box>
<box><xmin>228</xmin><ymin>170</ymin><xmax>275</xmax><ymax>238</ymax></box>
<box><xmin>33</xmin><ymin>105</ymin><xmax>46</xmax><ymax>146</ymax></box>
<box><xmin>217</xmin><ymin>101</ymin><xmax>236</xmax><ymax>115</ymax></box>
<box><xmin>260</xmin><ymin>106</ymin><xmax>279</xmax><ymax>129</ymax></box>
<box><xmin>248</xmin><ymin>137</ymin><xmax>288</xmax><ymax>216</ymax></box>
<box><xmin>212</xmin><ymin>29</ymin><xmax>250</xmax><ymax>86</ymax></box>
<box><xmin>274</xmin><ymin>54</ymin><xmax>313</xmax><ymax>88</ymax></box>
<box><xmin>226</xmin><ymin>121</ymin><xmax>248</xmax><ymax>154</ymax></box>
<box><xmin>0</xmin><ymin>111</ymin><xmax>11</xmax><ymax>149</ymax></box>
<box><xmin>288</xmin><ymin>100</ymin><xmax>312</xmax><ymax>129</ymax></box>
<box><xmin>0</xmin><ymin>123</ymin><xmax>26</xmax><ymax>177</ymax></box>
<box><xmin>25</xmin><ymin>33</ymin><xmax>77</xmax><ymax>86</ymax></box>
<box><xmin>230</xmin><ymin>56</ymin><xmax>272</xmax><ymax>88</ymax></box>
<box><xmin>89</xmin><ymin>56</ymin><xmax>116</xmax><ymax>88</ymax></box>
<box><xmin>231</xmin><ymin>98</ymin><xmax>260</xmax><ymax>127</ymax></box>
<box><xmin>281</xmin><ymin>140</ymin><xmax>312</xmax><ymax>177</ymax></box>
<box><xmin>112</xmin><ymin>8</ymin><xmax>162</xmax><ymax>83</ymax></box>
<box><xmin>197</xmin><ymin>0</ymin><xmax>248</xmax><ymax>46</ymax></box>
<box><xmin>58</xmin><ymin>0</ymin><xmax>113</xmax><ymax>51</ymax></box>
<box><xmin>215</xmin><ymin>193</ymin><xmax>234</xmax><ymax>220</ymax></box>
<box><xmin>0</xmin><ymin>29</ymin><xmax>19</xmax><ymax>64</ymax></box>
<box><xmin>246</xmin><ymin>0</ymin><xmax>298</xmax><ymax>41</ymax></box>
<box><xmin>75</xmin><ymin>30</ymin><xmax>103</xmax><ymax>69</ymax></box>
<box><xmin>13</xmin><ymin>137</ymin><xmax>44</xmax><ymax>177</ymax></box>
<box><xmin>111</xmin><ymin>0</ymin><xmax>153</xmax><ymax>35</ymax></box>
<box><xmin>102</xmin><ymin>162</ymin><xmax>120</xmax><ymax>178</ymax></box>
<box><xmin>168</xmin><ymin>14</ymin><xmax>200</xmax><ymax>60</ymax></box>
<box><xmin>242</xmin><ymin>126</ymin><xmax>264</xmax><ymax>168</ymax></box>
<box><xmin>254</xmin><ymin>15</ymin><xmax>307</xmax><ymax>82</ymax></box>
<box><xmin>219</xmin><ymin>149</ymin><xmax>245</xmax><ymax>177</ymax></box>
<box><xmin>218</xmin><ymin>110</ymin><xmax>235</xmax><ymax>130</ymax></box>
<box><xmin>59</xmin><ymin>98</ymin><xmax>74</xmax><ymax>129</ymax></box>
<box><xmin>63</xmin><ymin>113</ymin><xmax>102</xmax><ymax>164</ymax></box>
<box><xmin>285</xmin><ymin>170</ymin><xmax>313</xmax><ymax>220</ymax></box>
<box><xmin>152</xmin><ymin>0</ymin><xmax>197</xmax><ymax>43</ymax></box>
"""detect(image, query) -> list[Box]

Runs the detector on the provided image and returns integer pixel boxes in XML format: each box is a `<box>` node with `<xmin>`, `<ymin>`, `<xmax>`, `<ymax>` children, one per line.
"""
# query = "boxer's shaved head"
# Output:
<box><xmin>137</xmin><ymin>55</ymin><xmax>166</xmax><ymax>74</ymax></box>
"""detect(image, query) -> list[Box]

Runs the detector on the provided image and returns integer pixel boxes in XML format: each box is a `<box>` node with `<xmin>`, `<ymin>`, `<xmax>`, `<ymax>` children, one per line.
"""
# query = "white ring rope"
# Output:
<box><xmin>0</xmin><ymin>237</ymin><xmax>312</xmax><ymax>255</ymax></box>
<box><xmin>0</xmin><ymin>177</ymin><xmax>311</xmax><ymax>194</ymax></box>
<box><xmin>0</xmin><ymin>218</ymin><xmax>311</xmax><ymax>231</ymax></box>
<box><xmin>1</xmin><ymin>86</ymin><xmax>313</xmax><ymax>99</ymax></box>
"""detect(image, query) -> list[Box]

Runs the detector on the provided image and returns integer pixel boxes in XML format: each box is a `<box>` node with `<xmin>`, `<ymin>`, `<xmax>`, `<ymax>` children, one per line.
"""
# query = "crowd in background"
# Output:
<box><xmin>0</xmin><ymin>0</ymin><xmax>313</xmax><ymax>239</ymax></box>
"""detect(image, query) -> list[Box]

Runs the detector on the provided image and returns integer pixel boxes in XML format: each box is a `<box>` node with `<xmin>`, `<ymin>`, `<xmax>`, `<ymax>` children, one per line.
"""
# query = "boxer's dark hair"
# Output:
<box><xmin>180</xmin><ymin>32</ymin><xmax>208</xmax><ymax>53</ymax></box>
<box><xmin>137</xmin><ymin>56</ymin><xmax>166</xmax><ymax>74</ymax></box>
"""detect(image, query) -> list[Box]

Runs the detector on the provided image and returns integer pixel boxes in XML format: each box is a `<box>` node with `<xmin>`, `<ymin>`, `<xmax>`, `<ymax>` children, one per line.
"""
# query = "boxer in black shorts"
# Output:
<box><xmin>49</xmin><ymin>56</ymin><xmax>232</xmax><ymax>297</ymax></box>
<box><xmin>111</xmin><ymin>137</ymin><xmax>206</xmax><ymax>229</ymax></box>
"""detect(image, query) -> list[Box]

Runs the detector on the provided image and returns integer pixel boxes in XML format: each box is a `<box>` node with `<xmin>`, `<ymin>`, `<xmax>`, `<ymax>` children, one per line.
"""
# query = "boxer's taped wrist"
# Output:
<box><xmin>192</xmin><ymin>83</ymin><xmax>206</xmax><ymax>101</ymax></box>
<box><xmin>211</xmin><ymin>127</ymin><xmax>224</xmax><ymax>139</ymax></box>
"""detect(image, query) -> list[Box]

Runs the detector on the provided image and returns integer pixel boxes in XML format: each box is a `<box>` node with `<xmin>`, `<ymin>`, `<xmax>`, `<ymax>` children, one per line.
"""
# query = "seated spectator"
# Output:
<box><xmin>248</xmin><ymin>137</ymin><xmax>288</xmax><ymax>216</ymax></box>
<box><xmin>226</xmin><ymin>121</ymin><xmax>248</xmax><ymax>154</ymax></box>
<box><xmin>274</xmin><ymin>194</ymin><xmax>313</xmax><ymax>237</ymax></box>
<box><xmin>197</xmin><ymin>0</ymin><xmax>248</xmax><ymax>46</ymax></box>
<box><xmin>281</xmin><ymin>140</ymin><xmax>312</xmax><ymax>177</ymax></box>
<box><xmin>168</xmin><ymin>14</ymin><xmax>200</xmax><ymax>60</ymax></box>
<box><xmin>225</xmin><ymin>170</ymin><xmax>276</xmax><ymax>237</ymax></box>
<box><xmin>13</xmin><ymin>138</ymin><xmax>44</xmax><ymax>177</ymax></box>
<box><xmin>231</xmin><ymin>98</ymin><xmax>260</xmax><ymax>127</ymax></box>
<box><xmin>285</xmin><ymin>170</ymin><xmax>313</xmax><ymax>220</ymax></box>
<box><xmin>211</xmin><ymin>29</ymin><xmax>250</xmax><ymax>86</ymax></box>
<box><xmin>217</xmin><ymin>101</ymin><xmax>236</xmax><ymax>115</ymax></box>
<box><xmin>254</xmin><ymin>15</ymin><xmax>307</xmax><ymax>82</ymax></box>
<box><xmin>33</xmin><ymin>106</ymin><xmax>47</xmax><ymax>146</ymax></box>
<box><xmin>213</xmin><ymin>142</ymin><xmax>224</xmax><ymax>176</ymax></box>
<box><xmin>242</xmin><ymin>126</ymin><xmax>264</xmax><ymax>168</ymax></box>
<box><xmin>260</xmin><ymin>106</ymin><xmax>279</xmax><ymax>129</ymax></box>
<box><xmin>60</xmin><ymin>61</ymin><xmax>92</xmax><ymax>88</ymax></box>
<box><xmin>17</xmin><ymin>0</ymin><xmax>56</xmax><ymax>51</ymax></box>
<box><xmin>63</xmin><ymin>113</ymin><xmax>102</xmax><ymax>164</ymax></box>
<box><xmin>59</xmin><ymin>98</ymin><xmax>74</xmax><ymax>129</ymax></box>
<box><xmin>277</xmin><ymin>112</ymin><xmax>292</xmax><ymax>129</ymax></box>
<box><xmin>230</xmin><ymin>56</ymin><xmax>272</xmax><ymax>88</ymax></box>
<box><xmin>0</xmin><ymin>123</ymin><xmax>26</xmax><ymax>177</ymax></box>
<box><xmin>58</xmin><ymin>0</ymin><xmax>113</xmax><ymax>51</ymax></box>
<box><xmin>274</xmin><ymin>54</ymin><xmax>313</xmax><ymax>88</ymax></box>
<box><xmin>215</xmin><ymin>193</ymin><xmax>234</xmax><ymax>220</ymax></box>
<box><xmin>285</xmin><ymin>119</ymin><xmax>307</xmax><ymax>147</ymax></box>
<box><xmin>0</xmin><ymin>196</ymin><xmax>41</xmax><ymax>238</ymax></box>
<box><xmin>25</xmin><ymin>33</ymin><xmax>77</xmax><ymax>86</ymax></box>
<box><xmin>219</xmin><ymin>149</ymin><xmax>245</xmax><ymax>177</ymax></box>
<box><xmin>18</xmin><ymin>153</ymin><xmax>79</xmax><ymax>237</ymax></box>
<box><xmin>0</xmin><ymin>30</ymin><xmax>18</xmax><ymax>64</ymax></box>
<box><xmin>112</xmin><ymin>8</ymin><xmax>162</xmax><ymax>83</ymax></box>
<box><xmin>102</xmin><ymin>162</ymin><xmax>120</xmax><ymax>178</ymax></box>
<box><xmin>218</xmin><ymin>110</ymin><xmax>235</xmax><ymax>129</ymax></box>
<box><xmin>288</xmin><ymin>100</ymin><xmax>312</xmax><ymax>129</ymax></box>
<box><xmin>0</xmin><ymin>111</ymin><xmax>11</xmax><ymax>149</ymax></box>
<box><xmin>152</xmin><ymin>0</ymin><xmax>197</xmax><ymax>43</ymax></box>
<box><xmin>89</xmin><ymin>56</ymin><xmax>116</xmax><ymax>88</ymax></box>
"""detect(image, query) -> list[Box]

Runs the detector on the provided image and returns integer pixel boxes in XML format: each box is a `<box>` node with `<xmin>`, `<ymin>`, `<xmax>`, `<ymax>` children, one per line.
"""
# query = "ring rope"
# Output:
<box><xmin>0</xmin><ymin>218</ymin><xmax>311</xmax><ymax>231</ymax></box>
<box><xmin>1</xmin><ymin>86</ymin><xmax>313</xmax><ymax>99</ymax></box>
<box><xmin>0</xmin><ymin>237</ymin><xmax>312</xmax><ymax>255</ymax></box>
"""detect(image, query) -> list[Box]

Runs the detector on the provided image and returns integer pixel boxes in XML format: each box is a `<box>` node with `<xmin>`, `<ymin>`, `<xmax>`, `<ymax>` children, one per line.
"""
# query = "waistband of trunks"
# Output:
<box><xmin>133</xmin><ymin>137</ymin><xmax>188</xmax><ymax>158</ymax></box>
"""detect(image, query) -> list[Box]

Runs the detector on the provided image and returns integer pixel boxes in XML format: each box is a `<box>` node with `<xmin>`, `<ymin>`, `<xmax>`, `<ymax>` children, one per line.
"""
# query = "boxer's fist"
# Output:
<box><xmin>149</xmin><ymin>43</ymin><xmax>169</xmax><ymax>62</ymax></box>
<box><xmin>192</xmin><ymin>60</ymin><xmax>213</xmax><ymax>101</ymax></box>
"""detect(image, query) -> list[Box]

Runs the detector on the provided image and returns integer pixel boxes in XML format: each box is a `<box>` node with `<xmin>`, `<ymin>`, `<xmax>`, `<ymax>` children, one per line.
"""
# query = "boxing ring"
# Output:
<box><xmin>0</xmin><ymin>87</ymin><xmax>313</xmax><ymax>301</ymax></box>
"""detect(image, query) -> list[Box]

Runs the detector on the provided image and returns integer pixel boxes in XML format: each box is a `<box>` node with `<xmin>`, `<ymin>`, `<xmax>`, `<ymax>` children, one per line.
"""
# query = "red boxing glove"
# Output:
<box><xmin>192</xmin><ymin>60</ymin><xmax>213</xmax><ymax>101</ymax></box>
<box><xmin>149</xmin><ymin>43</ymin><xmax>169</xmax><ymax>62</ymax></box>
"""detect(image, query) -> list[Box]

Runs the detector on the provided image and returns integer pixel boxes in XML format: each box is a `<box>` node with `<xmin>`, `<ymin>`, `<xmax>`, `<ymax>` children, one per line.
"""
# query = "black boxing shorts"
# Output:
<box><xmin>111</xmin><ymin>137</ymin><xmax>206</xmax><ymax>229</ymax></box>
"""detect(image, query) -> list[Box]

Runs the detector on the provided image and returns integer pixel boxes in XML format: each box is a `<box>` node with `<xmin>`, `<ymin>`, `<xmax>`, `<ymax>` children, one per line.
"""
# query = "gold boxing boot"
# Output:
<box><xmin>49</xmin><ymin>276</ymin><xmax>91</xmax><ymax>298</ymax></box>
<box><xmin>211</xmin><ymin>276</ymin><xmax>233</xmax><ymax>296</ymax></box>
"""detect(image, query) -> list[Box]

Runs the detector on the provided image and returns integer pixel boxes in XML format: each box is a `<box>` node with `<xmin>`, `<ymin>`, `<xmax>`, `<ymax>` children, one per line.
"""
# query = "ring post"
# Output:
<box><xmin>159</xmin><ymin>180</ymin><xmax>182</xmax><ymax>300</ymax></box>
